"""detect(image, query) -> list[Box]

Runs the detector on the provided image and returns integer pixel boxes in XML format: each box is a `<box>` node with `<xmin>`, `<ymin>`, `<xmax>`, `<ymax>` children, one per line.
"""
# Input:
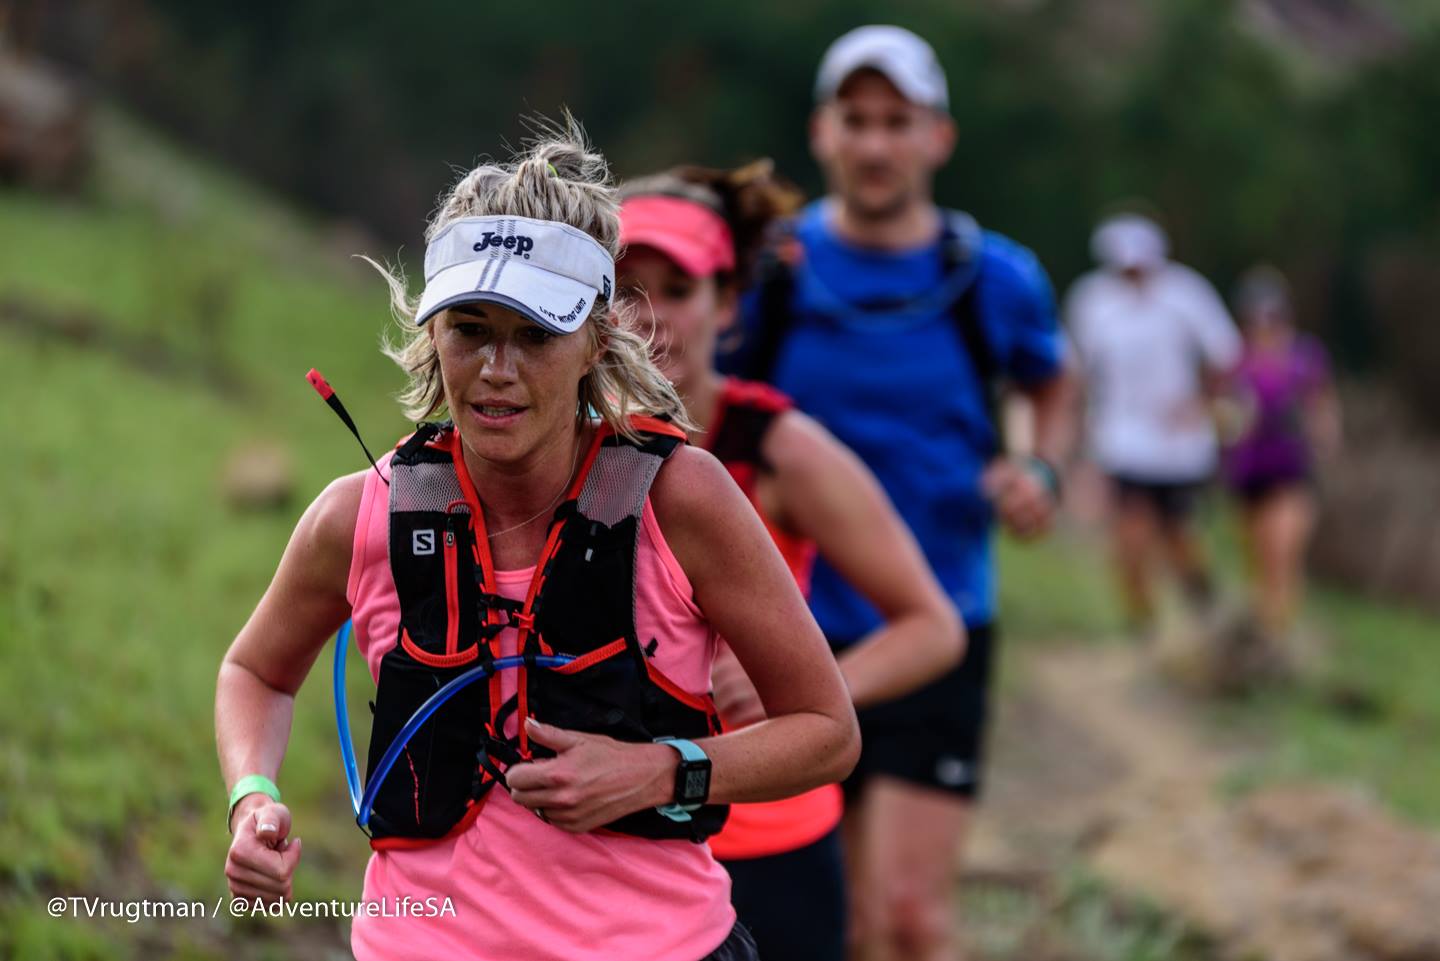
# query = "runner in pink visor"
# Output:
<box><xmin>619</xmin><ymin>165</ymin><xmax>963</xmax><ymax>961</ymax></box>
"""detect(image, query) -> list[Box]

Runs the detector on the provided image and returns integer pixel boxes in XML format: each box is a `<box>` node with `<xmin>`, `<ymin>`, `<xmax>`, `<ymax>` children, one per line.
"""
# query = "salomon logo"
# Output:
<box><xmin>413</xmin><ymin>530</ymin><xmax>436</xmax><ymax>556</ymax></box>
<box><xmin>472</xmin><ymin>233</ymin><xmax>535</xmax><ymax>258</ymax></box>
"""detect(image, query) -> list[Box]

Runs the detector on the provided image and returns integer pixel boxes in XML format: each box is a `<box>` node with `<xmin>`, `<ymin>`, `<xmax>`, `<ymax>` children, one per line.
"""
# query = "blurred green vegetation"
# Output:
<box><xmin>22</xmin><ymin>0</ymin><xmax>1440</xmax><ymax>421</ymax></box>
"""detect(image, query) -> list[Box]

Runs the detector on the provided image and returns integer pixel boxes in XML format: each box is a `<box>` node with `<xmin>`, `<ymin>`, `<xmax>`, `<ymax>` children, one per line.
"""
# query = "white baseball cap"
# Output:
<box><xmin>1091</xmin><ymin>214</ymin><xmax>1168</xmax><ymax>272</ymax></box>
<box><xmin>815</xmin><ymin>25</ymin><xmax>949</xmax><ymax>112</ymax></box>
<box><xmin>414</xmin><ymin>215</ymin><xmax>615</xmax><ymax>334</ymax></box>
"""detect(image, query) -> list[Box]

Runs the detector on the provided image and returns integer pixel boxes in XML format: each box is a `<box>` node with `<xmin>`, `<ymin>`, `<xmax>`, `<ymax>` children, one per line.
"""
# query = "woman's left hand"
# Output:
<box><xmin>506</xmin><ymin>718</ymin><xmax>675</xmax><ymax>833</ymax></box>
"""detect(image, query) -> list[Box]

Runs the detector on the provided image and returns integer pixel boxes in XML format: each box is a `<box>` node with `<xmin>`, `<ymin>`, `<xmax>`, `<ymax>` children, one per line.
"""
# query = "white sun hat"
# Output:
<box><xmin>414</xmin><ymin>214</ymin><xmax>615</xmax><ymax>334</ymax></box>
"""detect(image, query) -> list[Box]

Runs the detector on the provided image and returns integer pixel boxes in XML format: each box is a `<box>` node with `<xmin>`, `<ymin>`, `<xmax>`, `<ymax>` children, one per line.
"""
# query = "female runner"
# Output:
<box><xmin>619</xmin><ymin>162</ymin><xmax>963</xmax><ymax>961</ymax></box>
<box><xmin>1222</xmin><ymin>266</ymin><xmax>1340</xmax><ymax>645</ymax></box>
<box><xmin>215</xmin><ymin>126</ymin><xmax>859</xmax><ymax>961</ymax></box>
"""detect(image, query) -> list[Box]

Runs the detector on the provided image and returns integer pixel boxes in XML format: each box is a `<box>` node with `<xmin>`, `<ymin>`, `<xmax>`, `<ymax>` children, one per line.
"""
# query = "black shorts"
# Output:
<box><xmin>1230</xmin><ymin>471</ymin><xmax>1311</xmax><ymax>507</ymax></box>
<box><xmin>720</xmin><ymin>828</ymin><xmax>846</xmax><ymax>961</ymax></box>
<box><xmin>699</xmin><ymin>921</ymin><xmax>760</xmax><ymax>961</ymax></box>
<box><xmin>838</xmin><ymin>623</ymin><xmax>995</xmax><ymax>802</ymax></box>
<box><xmin>1110</xmin><ymin>474</ymin><xmax>1208</xmax><ymax>526</ymax></box>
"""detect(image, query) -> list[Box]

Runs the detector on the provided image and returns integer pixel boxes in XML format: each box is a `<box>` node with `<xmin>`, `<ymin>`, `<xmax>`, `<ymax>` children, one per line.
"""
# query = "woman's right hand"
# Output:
<box><xmin>225</xmin><ymin>797</ymin><xmax>302</xmax><ymax>903</ymax></box>
<box><xmin>217</xmin><ymin>474</ymin><xmax>359</xmax><ymax>906</ymax></box>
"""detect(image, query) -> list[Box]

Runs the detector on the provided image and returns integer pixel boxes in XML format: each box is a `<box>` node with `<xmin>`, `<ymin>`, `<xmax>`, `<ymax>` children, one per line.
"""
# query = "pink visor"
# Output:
<box><xmin>619</xmin><ymin>195</ymin><xmax>736</xmax><ymax>277</ymax></box>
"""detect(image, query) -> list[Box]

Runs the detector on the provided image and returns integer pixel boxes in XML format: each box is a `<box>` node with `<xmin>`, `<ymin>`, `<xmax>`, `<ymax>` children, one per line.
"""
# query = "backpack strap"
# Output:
<box><xmin>740</xmin><ymin>217</ymin><xmax>802</xmax><ymax>384</ymax></box>
<box><xmin>707</xmin><ymin>378</ymin><xmax>791</xmax><ymax>475</ymax></box>
<box><xmin>743</xmin><ymin>208</ymin><xmax>1001</xmax><ymax>445</ymax></box>
<box><xmin>575</xmin><ymin>419</ymin><xmax>685</xmax><ymax>527</ymax></box>
<box><xmin>939</xmin><ymin>210</ymin><xmax>1002</xmax><ymax>449</ymax></box>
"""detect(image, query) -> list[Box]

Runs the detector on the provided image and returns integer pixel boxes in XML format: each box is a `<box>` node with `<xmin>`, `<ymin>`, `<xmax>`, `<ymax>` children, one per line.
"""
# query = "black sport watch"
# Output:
<box><xmin>653</xmin><ymin>737</ymin><xmax>711</xmax><ymax>822</ymax></box>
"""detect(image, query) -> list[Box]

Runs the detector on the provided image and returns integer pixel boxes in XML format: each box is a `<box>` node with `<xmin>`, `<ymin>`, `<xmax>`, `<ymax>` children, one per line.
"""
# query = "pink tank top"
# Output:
<box><xmin>345</xmin><ymin>452</ymin><xmax>735</xmax><ymax>961</ymax></box>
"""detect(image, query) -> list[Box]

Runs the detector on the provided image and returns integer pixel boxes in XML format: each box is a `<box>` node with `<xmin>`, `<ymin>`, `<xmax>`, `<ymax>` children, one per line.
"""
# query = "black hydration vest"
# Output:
<box><xmin>364</xmin><ymin>418</ymin><xmax>727</xmax><ymax>847</ymax></box>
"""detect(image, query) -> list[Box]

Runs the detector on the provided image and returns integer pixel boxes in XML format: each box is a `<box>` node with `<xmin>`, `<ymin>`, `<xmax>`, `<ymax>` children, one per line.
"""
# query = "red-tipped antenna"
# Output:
<box><xmin>306</xmin><ymin>368</ymin><xmax>336</xmax><ymax>400</ymax></box>
<box><xmin>307</xmin><ymin>368</ymin><xmax>388</xmax><ymax>486</ymax></box>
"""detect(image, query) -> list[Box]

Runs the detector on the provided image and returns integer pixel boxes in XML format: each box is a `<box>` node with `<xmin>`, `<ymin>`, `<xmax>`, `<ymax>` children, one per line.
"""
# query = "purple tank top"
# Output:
<box><xmin>1224</xmin><ymin>334</ymin><xmax>1331</xmax><ymax>486</ymax></box>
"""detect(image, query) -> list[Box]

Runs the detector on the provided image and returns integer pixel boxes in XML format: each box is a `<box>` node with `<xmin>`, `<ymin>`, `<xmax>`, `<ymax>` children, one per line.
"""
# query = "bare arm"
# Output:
<box><xmin>657</xmin><ymin>445</ymin><xmax>859</xmax><ymax>801</ymax></box>
<box><xmin>215</xmin><ymin>471</ymin><xmax>360</xmax><ymax>898</ymax></box>
<box><xmin>985</xmin><ymin>361</ymin><xmax>1079</xmax><ymax>540</ymax></box>
<box><xmin>1022</xmin><ymin>358</ymin><xmax>1079</xmax><ymax>468</ymax></box>
<box><xmin>1307</xmin><ymin>384</ymin><xmax>1343</xmax><ymax>463</ymax></box>
<box><xmin>764</xmin><ymin>411</ymin><xmax>962</xmax><ymax>708</ymax></box>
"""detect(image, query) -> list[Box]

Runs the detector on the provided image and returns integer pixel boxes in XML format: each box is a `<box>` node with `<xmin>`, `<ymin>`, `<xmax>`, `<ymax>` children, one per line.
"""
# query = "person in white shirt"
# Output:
<box><xmin>1066</xmin><ymin>213</ymin><xmax>1242</xmax><ymax>634</ymax></box>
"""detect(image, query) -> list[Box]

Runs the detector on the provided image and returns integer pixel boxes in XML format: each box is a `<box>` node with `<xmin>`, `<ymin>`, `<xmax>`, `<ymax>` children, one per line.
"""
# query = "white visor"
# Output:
<box><xmin>414</xmin><ymin>215</ymin><xmax>615</xmax><ymax>334</ymax></box>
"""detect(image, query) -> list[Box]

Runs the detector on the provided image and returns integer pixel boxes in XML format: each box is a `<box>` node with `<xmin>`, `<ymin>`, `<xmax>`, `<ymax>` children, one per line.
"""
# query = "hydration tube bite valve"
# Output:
<box><xmin>306</xmin><ymin>368</ymin><xmax>388</xmax><ymax>486</ymax></box>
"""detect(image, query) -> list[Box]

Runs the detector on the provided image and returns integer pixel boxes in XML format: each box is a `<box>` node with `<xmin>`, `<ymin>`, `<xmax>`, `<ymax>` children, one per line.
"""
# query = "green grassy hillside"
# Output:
<box><xmin>0</xmin><ymin>108</ymin><xmax>410</xmax><ymax>960</ymax></box>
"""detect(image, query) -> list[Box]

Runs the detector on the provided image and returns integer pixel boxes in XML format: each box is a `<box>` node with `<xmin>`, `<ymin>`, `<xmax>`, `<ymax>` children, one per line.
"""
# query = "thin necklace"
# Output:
<box><xmin>484</xmin><ymin>434</ymin><xmax>583</xmax><ymax>540</ymax></box>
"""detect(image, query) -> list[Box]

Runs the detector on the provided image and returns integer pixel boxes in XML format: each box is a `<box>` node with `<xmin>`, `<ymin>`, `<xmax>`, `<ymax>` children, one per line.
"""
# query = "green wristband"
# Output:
<box><xmin>227</xmin><ymin>774</ymin><xmax>281</xmax><ymax>831</ymax></box>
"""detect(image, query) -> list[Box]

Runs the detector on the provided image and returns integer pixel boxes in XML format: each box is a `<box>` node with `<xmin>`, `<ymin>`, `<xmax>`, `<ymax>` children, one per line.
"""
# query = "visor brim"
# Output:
<box><xmin>414</xmin><ymin>258</ymin><xmax>600</xmax><ymax>334</ymax></box>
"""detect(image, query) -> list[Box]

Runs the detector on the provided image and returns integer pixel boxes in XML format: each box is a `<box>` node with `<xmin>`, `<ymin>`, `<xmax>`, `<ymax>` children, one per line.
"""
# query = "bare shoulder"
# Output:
<box><xmin>650</xmin><ymin>444</ymin><xmax>760</xmax><ymax>585</ymax></box>
<box><xmin>761</xmin><ymin>409</ymin><xmax>870</xmax><ymax>499</ymax></box>
<box><xmin>649</xmin><ymin>444</ymin><xmax>742</xmax><ymax>532</ymax></box>
<box><xmin>762</xmin><ymin>409</ymin><xmax>842</xmax><ymax>472</ymax></box>
<box><xmin>649</xmin><ymin>439</ymin><xmax>802</xmax><ymax>614</ymax></box>
<box><xmin>300</xmin><ymin>469</ymin><xmax>368</xmax><ymax>562</ymax></box>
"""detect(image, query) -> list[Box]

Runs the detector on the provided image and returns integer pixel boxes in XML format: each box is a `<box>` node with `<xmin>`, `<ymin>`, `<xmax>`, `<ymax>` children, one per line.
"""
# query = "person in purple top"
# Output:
<box><xmin>1221</xmin><ymin>266</ymin><xmax>1342</xmax><ymax>642</ymax></box>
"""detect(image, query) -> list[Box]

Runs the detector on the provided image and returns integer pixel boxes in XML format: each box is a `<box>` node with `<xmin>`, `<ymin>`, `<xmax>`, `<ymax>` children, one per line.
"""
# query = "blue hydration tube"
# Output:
<box><xmin>332</xmin><ymin>621</ymin><xmax>574</xmax><ymax>829</ymax></box>
<box><xmin>332</xmin><ymin>621</ymin><xmax>364</xmax><ymax>816</ymax></box>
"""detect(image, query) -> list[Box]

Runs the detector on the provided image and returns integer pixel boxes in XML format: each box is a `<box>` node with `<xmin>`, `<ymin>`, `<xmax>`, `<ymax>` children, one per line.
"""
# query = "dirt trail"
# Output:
<box><xmin>972</xmin><ymin>641</ymin><xmax>1240</xmax><ymax>876</ymax></box>
<box><xmin>964</xmin><ymin>639</ymin><xmax>1440</xmax><ymax>961</ymax></box>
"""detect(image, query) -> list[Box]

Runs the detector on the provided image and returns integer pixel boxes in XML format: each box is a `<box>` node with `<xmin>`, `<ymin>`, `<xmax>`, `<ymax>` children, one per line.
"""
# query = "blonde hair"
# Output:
<box><xmin>366</xmin><ymin>117</ymin><xmax>694</xmax><ymax>439</ymax></box>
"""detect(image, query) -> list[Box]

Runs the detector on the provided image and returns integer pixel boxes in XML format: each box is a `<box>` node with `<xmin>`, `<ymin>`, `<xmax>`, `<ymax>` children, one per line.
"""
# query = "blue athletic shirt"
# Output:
<box><xmin>733</xmin><ymin>200</ymin><xmax>1063</xmax><ymax>638</ymax></box>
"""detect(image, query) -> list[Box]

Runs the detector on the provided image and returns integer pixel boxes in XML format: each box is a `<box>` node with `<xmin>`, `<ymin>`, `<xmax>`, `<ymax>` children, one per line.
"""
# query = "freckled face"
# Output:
<box><xmin>430</xmin><ymin>303</ymin><xmax>598</xmax><ymax>463</ymax></box>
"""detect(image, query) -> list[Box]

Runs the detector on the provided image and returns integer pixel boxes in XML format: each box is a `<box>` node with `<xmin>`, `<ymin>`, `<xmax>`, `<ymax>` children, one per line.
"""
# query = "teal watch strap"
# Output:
<box><xmin>654</xmin><ymin>737</ymin><xmax>708</xmax><ymax>822</ymax></box>
<box><xmin>227</xmin><ymin>774</ymin><xmax>281</xmax><ymax>831</ymax></box>
<box><xmin>1022</xmin><ymin>454</ymin><xmax>1063</xmax><ymax>503</ymax></box>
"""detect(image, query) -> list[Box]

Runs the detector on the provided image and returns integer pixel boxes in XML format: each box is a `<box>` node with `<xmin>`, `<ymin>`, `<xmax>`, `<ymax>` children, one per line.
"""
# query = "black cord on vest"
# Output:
<box><xmin>306</xmin><ymin>368</ymin><xmax>390</xmax><ymax>487</ymax></box>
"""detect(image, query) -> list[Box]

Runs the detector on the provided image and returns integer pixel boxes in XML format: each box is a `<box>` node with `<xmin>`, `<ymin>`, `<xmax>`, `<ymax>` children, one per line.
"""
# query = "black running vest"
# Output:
<box><xmin>364</xmin><ymin>418</ymin><xmax>727</xmax><ymax>847</ymax></box>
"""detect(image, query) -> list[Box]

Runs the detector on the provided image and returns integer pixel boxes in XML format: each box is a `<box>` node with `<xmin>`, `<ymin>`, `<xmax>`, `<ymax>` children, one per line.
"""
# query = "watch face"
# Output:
<box><xmin>682</xmin><ymin>766</ymin><xmax>709</xmax><ymax>802</ymax></box>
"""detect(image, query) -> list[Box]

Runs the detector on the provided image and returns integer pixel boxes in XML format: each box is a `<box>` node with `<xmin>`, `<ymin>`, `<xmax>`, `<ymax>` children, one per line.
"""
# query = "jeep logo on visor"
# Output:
<box><xmin>415</xmin><ymin>215</ymin><xmax>616</xmax><ymax>329</ymax></box>
<box><xmin>472</xmin><ymin>232</ymin><xmax>535</xmax><ymax>258</ymax></box>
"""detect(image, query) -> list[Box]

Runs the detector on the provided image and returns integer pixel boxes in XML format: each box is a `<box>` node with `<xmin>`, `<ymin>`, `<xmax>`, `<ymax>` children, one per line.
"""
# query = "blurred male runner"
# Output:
<box><xmin>1065</xmin><ymin>213</ymin><xmax>1241</xmax><ymax>638</ymax></box>
<box><xmin>729</xmin><ymin>25</ymin><xmax>1074</xmax><ymax>960</ymax></box>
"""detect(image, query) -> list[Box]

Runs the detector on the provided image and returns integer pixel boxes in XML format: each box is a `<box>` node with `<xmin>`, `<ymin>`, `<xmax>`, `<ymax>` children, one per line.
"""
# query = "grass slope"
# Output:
<box><xmin>1</xmin><ymin>107</ymin><xmax>409</xmax><ymax>960</ymax></box>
